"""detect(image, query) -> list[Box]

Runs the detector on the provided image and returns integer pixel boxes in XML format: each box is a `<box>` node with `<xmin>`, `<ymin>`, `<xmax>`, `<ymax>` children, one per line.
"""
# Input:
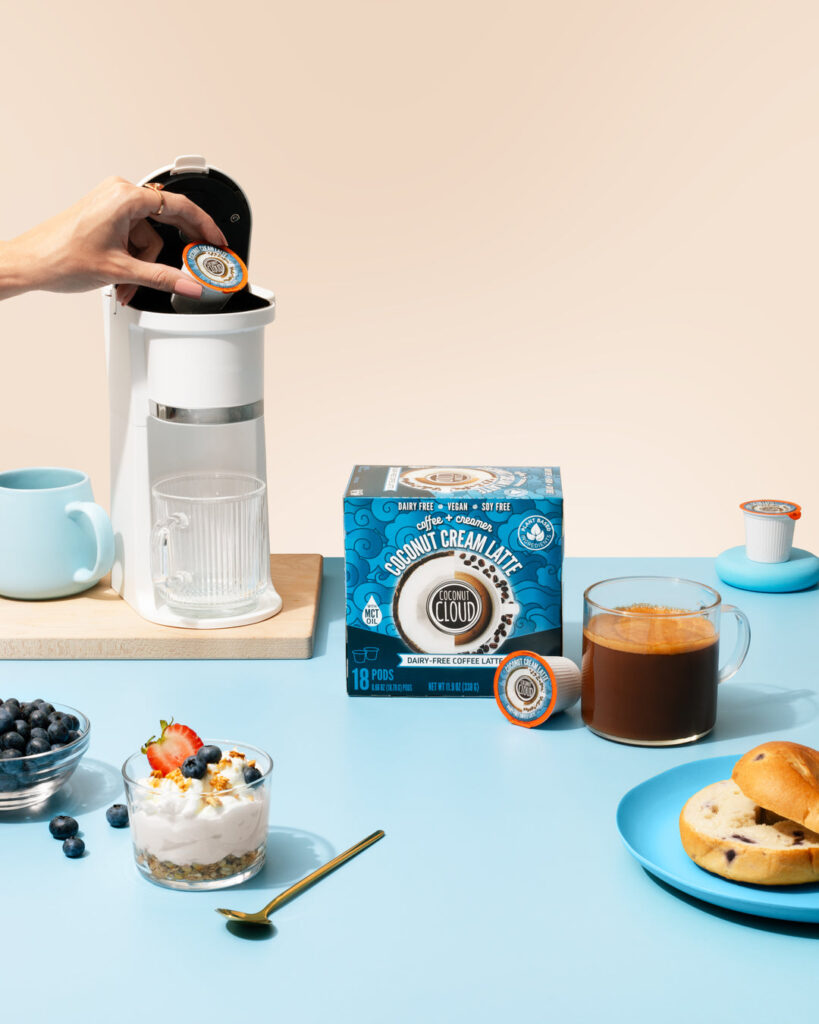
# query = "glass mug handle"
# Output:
<box><xmin>718</xmin><ymin>604</ymin><xmax>751</xmax><ymax>684</ymax></box>
<box><xmin>151</xmin><ymin>513</ymin><xmax>189</xmax><ymax>589</ymax></box>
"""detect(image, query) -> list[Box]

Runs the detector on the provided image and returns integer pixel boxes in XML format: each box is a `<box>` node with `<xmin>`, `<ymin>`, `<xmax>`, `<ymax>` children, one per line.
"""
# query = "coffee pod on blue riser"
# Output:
<box><xmin>171</xmin><ymin>242</ymin><xmax>248</xmax><ymax>314</ymax></box>
<box><xmin>494</xmin><ymin>652</ymin><xmax>581</xmax><ymax>728</ymax></box>
<box><xmin>740</xmin><ymin>500</ymin><xmax>801</xmax><ymax>563</ymax></box>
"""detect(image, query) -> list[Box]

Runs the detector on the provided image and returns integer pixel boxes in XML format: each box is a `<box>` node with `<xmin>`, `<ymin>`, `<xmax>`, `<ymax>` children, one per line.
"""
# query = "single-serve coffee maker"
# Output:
<box><xmin>104</xmin><ymin>154</ymin><xmax>281</xmax><ymax>628</ymax></box>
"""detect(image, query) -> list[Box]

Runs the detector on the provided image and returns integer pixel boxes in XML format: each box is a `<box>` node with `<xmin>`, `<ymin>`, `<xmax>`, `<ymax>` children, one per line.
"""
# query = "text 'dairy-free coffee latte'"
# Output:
<box><xmin>344</xmin><ymin>466</ymin><xmax>563</xmax><ymax>696</ymax></box>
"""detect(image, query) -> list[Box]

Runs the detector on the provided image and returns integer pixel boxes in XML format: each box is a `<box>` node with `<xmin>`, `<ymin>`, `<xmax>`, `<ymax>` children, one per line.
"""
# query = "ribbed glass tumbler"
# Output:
<box><xmin>151</xmin><ymin>472</ymin><xmax>271</xmax><ymax>615</ymax></box>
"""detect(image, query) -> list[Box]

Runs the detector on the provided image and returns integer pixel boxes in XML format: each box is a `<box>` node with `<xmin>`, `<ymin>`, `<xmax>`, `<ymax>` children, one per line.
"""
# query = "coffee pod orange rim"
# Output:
<box><xmin>740</xmin><ymin>500</ymin><xmax>801</xmax><ymax>521</ymax></box>
<box><xmin>182</xmin><ymin>242</ymin><xmax>248</xmax><ymax>294</ymax></box>
<box><xmin>494</xmin><ymin>650</ymin><xmax>557</xmax><ymax>728</ymax></box>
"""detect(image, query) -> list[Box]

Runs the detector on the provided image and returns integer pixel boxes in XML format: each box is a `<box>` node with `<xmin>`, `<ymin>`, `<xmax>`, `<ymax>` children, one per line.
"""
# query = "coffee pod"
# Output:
<box><xmin>494</xmin><ymin>652</ymin><xmax>581</xmax><ymax>728</ymax></box>
<box><xmin>740</xmin><ymin>500</ymin><xmax>801</xmax><ymax>563</ymax></box>
<box><xmin>171</xmin><ymin>242</ymin><xmax>248</xmax><ymax>314</ymax></box>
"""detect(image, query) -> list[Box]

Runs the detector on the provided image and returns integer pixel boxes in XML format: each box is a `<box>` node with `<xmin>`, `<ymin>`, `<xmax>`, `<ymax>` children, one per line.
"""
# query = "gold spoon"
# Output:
<box><xmin>216</xmin><ymin>829</ymin><xmax>385</xmax><ymax>926</ymax></box>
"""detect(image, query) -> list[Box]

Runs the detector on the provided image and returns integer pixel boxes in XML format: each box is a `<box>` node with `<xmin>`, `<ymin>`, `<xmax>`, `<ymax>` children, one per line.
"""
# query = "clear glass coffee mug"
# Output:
<box><xmin>151</xmin><ymin>472</ymin><xmax>271</xmax><ymax>616</ymax></box>
<box><xmin>581</xmin><ymin>577</ymin><xmax>751</xmax><ymax>746</ymax></box>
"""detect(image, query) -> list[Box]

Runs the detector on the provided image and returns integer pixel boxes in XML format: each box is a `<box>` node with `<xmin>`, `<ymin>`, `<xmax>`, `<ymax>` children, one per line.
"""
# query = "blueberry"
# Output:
<box><xmin>38</xmin><ymin>703</ymin><xmax>54</xmax><ymax>716</ymax></box>
<box><xmin>28</xmin><ymin>710</ymin><xmax>48</xmax><ymax>729</ymax></box>
<box><xmin>13</xmin><ymin>721</ymin><xmax>30</xmax><ymax>742</ymax></box>
<box><xmin>64</xmin><ymin>715</ymin><xmax>80</xmax><ymax>732</ymax></box>
<box><xmin>2</xmin><ymin>731</ymin><xmax>25</xmax><ymax>752</ymax></box>
<box><xmin>49</xmin><ymin>815</ymin><xmax>79</xmax><ymax>840</ymax></box>
<box><xmin>65</xmin><ymin>730</ymin><xmax>80</xmax><ymax>744</ymax></box>
<box><xmin>20</xmin><ymin>702</ymin><xmax>37</xmax><ymax>718</ymax></box>
<box><xmin>26</xmin><ymin>737</ymin><xmax>50</xmax><ymax>755</ymax></box>
<box><xmin>62</xmin><ymin>837</ymin><xmax>85</xmax><ymax>858</ymax></box>
<box><xmin>180</xmin><ymin>756</ymin><xmax>206</xmax><ymax>780</ymax></box>
<box><xmin>197</xmin><ymin>745</ymin><xmax>222</xmax><ymax>765</ymax></box>
<box><xmin>3</xmin><ymin>699</ymin><xmax>20</xmax><ymax>714</ymax></box>
<box><xmin>242</xmin><ymin>765</ymin><xmax>262</xmax><ymax>784</ymax></box>
<box><xmin>29</xmin><ymin>727</ymin><xmax>49</xmax><ymax>742</ymax></box>
<box><xmin>47</xmin><ymin>721</ymin><xmax>70</xmax><ymax>744</ymax></box>
<box><xmin>105</xmin><ymin>804</ymin><xmax>129</xmax><ymax>828</ymax></box>
<box><xmin>0</xmin><ymin>709</ymin><xmax>15</xmax><ymax>733</ymax></box>
<box><xmin>0</xmin><ymin>749</ymin><xmax>23</xmax><ymax>779</ymax></box>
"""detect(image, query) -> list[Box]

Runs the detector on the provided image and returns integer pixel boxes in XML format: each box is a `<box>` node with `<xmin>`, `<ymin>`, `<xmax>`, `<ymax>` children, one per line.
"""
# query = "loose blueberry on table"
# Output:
<box><xmin>62</xmin><ymin>837</ymin><xmax>85</xmax><ymax>858</ymax></box>
<box><xmin>105</xmin><ymin>804</ymin><xmax>129</xmax><ymax>828</ymax></box>
<box><xmin>49</xmin><ymin>815</ymin><xmax>79</xmax><ymax>840</ymax></box>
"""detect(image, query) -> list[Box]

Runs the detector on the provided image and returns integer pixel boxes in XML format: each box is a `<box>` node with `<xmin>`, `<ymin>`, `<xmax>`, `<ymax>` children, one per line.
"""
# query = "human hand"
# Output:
<box><xmin>1</xmin><ymin>176</ymin><xmax>227</xmax><ymax>305</ymax></box>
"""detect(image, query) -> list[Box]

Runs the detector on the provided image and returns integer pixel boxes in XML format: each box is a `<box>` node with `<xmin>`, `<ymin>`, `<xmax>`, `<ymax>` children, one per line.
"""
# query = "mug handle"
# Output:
<box><xmin>718</xmin><ymin>604</ymin><xmax>751</xmax><ymax>684</ymax></box>
<box><xmin>151</xmin><ymin>513</ymin><xmax>189</xmax><ymax>589</ymax></box>
<box><xmin>66</xmin><ymin>502</ymin><xmax>115</xmax><ymax>584</ymax></box>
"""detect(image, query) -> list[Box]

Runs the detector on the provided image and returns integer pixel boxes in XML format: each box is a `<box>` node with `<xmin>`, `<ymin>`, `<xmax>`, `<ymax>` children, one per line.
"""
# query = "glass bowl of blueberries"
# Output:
<box><xmin>0</xmin><ymin>698</ymin><xmax>90</xmax><ymax>810</ymax></box>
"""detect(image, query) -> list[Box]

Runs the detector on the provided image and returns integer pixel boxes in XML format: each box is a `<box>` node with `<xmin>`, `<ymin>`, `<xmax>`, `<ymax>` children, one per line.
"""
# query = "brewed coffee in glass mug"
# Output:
<box><xmin>581</xmin><ymin>577</ymin><xmax>751</xmax><ymax>746</ymax></box>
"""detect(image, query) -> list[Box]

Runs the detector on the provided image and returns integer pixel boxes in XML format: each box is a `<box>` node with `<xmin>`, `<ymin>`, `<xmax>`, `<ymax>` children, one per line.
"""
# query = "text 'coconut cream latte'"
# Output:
<box><xmin>344</xmin><ymin>466</ymin><xmax>563</xmax><ymax>696</ymax></box>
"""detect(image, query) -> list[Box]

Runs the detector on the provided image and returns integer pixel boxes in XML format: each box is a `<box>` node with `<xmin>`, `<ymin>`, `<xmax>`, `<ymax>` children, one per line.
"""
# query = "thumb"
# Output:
<box><xmin>117</xmin><ymin>256</ymin><xmax>203</xmax><ymax>298</ymax></box>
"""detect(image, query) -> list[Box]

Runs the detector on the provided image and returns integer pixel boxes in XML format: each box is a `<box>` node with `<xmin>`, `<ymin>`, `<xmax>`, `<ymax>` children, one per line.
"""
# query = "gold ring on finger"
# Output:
<box><xmin>142</xmin><ymin>182</ymin><xmax>165</xmax><ymax>216</ymax></box>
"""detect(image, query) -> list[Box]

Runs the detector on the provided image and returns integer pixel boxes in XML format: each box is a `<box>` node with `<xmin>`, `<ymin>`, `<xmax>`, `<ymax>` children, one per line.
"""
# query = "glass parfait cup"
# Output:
<box><xmin>121</xmin><ymin>740</ymin><xmax>272</xmax><ymax>890</ymax></box>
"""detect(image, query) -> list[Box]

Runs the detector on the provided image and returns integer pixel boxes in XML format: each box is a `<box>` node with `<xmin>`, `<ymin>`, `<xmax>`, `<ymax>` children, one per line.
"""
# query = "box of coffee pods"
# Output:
<box><xmin>344</xmin><ymin>466</ymin><xmax>563</xmax><ymax>696</ymax></box>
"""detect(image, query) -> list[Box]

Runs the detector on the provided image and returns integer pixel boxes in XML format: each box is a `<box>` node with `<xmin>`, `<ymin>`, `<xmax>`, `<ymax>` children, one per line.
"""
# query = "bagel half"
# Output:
<box><xmin>732</xmin><ymin>741</ymin><xmax>819</xmax><ymax>834</ymax></box>
<box><xmin>679</xmin><ymin>778</ymin><xmax>819</xmax><ymax>885</ymax></box>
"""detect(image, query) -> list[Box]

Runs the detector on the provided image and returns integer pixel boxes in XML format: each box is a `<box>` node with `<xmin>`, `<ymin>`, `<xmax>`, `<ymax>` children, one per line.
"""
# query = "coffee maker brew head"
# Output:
<box><xmin>128</xmin><ymin>154</ymin><xmax>265</xmax><ymax>317</ymax></box>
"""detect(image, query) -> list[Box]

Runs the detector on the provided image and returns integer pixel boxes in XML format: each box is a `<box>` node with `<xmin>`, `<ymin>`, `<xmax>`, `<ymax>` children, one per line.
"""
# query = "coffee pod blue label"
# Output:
<box><xmin>494</xmin><ymin>651</ymin><xmax>557</xmax><ymax>727</ymax></box>
<box><xmin>183</xmin><ymin>243</ymin><xmax>247</xmax><ymax>292</ymax></box>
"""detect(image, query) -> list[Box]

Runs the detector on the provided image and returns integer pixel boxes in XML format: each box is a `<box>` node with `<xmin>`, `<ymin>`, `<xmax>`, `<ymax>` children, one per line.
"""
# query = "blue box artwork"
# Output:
<box><xmin>344</xmin><ymin>466</ymin><xmax>563</xmax><ymax>696</ymax></box>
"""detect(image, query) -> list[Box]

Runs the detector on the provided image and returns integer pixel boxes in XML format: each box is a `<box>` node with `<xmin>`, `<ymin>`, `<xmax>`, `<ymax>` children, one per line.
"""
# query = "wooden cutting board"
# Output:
<box><xmin>0</xmin><ymin>554</ymin><xmax>322</xmax><ymax>660</ymax></box>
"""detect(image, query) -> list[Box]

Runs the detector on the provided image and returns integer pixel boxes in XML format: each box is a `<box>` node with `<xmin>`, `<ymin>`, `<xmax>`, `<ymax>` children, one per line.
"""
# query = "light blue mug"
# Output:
<box><xmin>0</xmin><ymin>468</ymin><xmax>115</xmax><ymax>599</ymax></box>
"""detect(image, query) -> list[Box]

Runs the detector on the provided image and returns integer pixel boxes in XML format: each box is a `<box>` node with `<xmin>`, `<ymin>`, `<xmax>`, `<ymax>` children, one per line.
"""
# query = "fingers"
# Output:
<box><xmin>116</xmin><ymin>283</ymin><xmax>138</xmax><ymax>306</ymax></box>
<box><xmin>129</xmin><ymin>217</ymin><xmax>164</xmax><ymax>261</ymax></box>
<box><xmin>134</xmin><ymin>185</ymin><xmax>227</xmax><ymax>248</ymax></box>
<box><xmin>115</xmin><ymin>255</ymin><xmax>203</xmax><ymax>298</ymax></box>
<box><xmin>117</xmin><ymin>220</ymin><xmax>163</xmax><ymax>305</ymax></box>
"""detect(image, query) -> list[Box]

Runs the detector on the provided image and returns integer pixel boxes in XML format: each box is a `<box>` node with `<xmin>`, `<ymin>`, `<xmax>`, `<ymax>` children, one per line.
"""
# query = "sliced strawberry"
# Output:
<box><xmin>141</xmin><ymin>719</ymin><xmax>203</xmax><ymax>776</ymax></box>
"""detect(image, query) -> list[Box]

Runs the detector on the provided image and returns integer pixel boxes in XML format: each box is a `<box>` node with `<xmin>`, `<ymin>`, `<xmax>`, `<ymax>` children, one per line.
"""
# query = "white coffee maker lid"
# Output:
<box><xmin>130</xmin><ymin>155</ymin><xmax>260</xmax><ymax>314</ymax></box>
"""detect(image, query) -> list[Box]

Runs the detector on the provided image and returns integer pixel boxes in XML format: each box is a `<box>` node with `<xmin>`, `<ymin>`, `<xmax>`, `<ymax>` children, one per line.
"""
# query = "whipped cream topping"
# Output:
<box><xmin>130</xmin><ymin>751</ymin><xmax>269</xmax><ymax>867</ymax></box>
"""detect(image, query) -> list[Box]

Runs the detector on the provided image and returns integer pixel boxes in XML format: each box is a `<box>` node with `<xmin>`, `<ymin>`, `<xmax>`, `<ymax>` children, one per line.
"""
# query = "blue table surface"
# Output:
<box><xmin>3</xmin><ymin>557</ymin><xmax>818</xmax><ymax>1023</ymax></box>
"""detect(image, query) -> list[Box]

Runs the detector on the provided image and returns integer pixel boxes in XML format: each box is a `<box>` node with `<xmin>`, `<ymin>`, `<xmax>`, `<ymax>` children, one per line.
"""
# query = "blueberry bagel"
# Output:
<box><xmin>732</xmin><ymin>741</ymin><xmax>819</xmax><ymax>835</ymax></box>
<box><xmin>679</xmin><ymin>742</ymin><xmax>819</xmax><ymax>886</ymax></box>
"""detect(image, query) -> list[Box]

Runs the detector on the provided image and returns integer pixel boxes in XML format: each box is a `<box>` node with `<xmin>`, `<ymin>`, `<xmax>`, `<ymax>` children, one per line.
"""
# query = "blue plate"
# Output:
<box><xmin>616</xmin><ymin>755</ymin><xmax>819</xmax><ymax>922</ymax></box>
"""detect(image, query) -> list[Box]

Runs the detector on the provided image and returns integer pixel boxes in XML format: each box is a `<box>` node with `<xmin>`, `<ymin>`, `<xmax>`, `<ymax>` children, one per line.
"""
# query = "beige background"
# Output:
<box><xmin>1</xmin><ymin>0</ymin><xmax>817</xmax><ymax>557</ymax></box>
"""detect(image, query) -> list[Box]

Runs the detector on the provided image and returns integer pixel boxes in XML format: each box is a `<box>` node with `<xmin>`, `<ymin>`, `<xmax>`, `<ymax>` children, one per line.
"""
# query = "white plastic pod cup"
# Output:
<box><xmin>494</xmin><ymin>653</ymin><xmax>582</xmax><ymax>728</ymax></box>
<box><xmin>741</xmin><ymin>500</ymin><xmax>801</xmax><ymax>563</ymax></box>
